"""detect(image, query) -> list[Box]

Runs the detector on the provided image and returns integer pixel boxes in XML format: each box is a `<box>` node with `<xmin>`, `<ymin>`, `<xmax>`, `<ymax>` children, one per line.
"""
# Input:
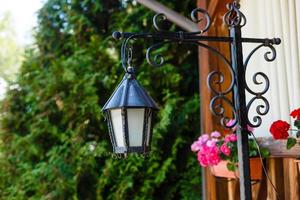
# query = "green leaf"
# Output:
<box><xmin>287</xmin><ymin>137</ymin><xmax>297</xmax><ymax>150</ymax></box>
<box><xmin>227</xmin><ymin>162</ymin><xmax>237</xmax><ymax>172</ymax></box>
<box><xmin>260</xmin><ymin>148</ymin><xmax>270</xmax><ymax>158</ymax></box>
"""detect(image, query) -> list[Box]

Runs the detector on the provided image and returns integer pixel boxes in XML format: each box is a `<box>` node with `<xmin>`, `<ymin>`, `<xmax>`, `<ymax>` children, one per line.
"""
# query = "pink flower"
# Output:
<box><xmin>211</xmin><ymin>131</ymin><xmax>221</xmax><ymax>138</ymax></box>
<box><xmin>208</xmin><ymin>146</ymin><xmax>221</xmax><ymax>165</ymax></box>
<box><xmin>197</xmin><ymin>152</ymin><xmax>209</xmax><ymax>167</ymax></box>
<box><xmin>224</xmin><ymin>135</ymin><xmax>231</xmax><ymax>143</ymax></box>
<box><xmin>220</xmin><ymin>144</ymin><xmax>231</xmax><ymax>156</ymax></box>
<box><xmin>199</xmin><ymin>145</ymin><xmax>210</xmax><ymax>154</ymax></box>
<box><xmin>224</xmin><ymin>134</ymin><xmax>237</xmax><ymax>143</ymax></box>
<box><xmin>198</xmin><ymin>134</ymin><xmax>209</xmax><ymax>144</ymax></box>
<box><xmin>191</xmin><ymin>141</ymin><xmax>202</xmax><ymax>152</ymax></box>
<box><xmin>197</xmin><ymin>146</ymin><xmax>220</xmax><ymax>166</ymax></box>
<box><xmin>229</xmin><ymin>134</ymin><xmax>237</xmax><ymax>142</ymax></box>
<box><xmin>206</xmin><ymin>139</ymin><xmax>216</xmax><ymax>147</ymax></box>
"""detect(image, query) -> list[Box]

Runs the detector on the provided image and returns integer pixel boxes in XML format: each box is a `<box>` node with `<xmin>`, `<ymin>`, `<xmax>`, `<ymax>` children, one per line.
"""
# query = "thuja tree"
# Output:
<box><xmin>0</xmin><ymin>0</ymin><xmax>201</xmax><ymax>199</ymax></box>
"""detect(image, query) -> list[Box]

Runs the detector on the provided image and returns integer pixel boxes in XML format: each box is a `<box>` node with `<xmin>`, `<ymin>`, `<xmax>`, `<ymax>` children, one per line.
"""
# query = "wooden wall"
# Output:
<box><xmin>197</xmin><ymin>0</ymin><xmax>300</xmax><ymax>199</ymax></box>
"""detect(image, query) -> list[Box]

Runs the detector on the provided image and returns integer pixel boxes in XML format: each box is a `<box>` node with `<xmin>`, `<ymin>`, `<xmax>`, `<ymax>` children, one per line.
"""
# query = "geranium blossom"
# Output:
<box><xmin>269</xmin><ymin>120</ymin><xmax>290</xmax><ymax>139</ymax></box>
<box><xmin>191</xmin><ymin>141</ymin><xmax>202</xmax><ymax>152</ymax></box>
<box><xmin>229</xmin><ymin>134</ymin><xmax>237</xmax><ymax>142</ymax></box>
<box><xmin>211</xmin><ymin>131</ymin><xmax>221</xmax><ymax>138</ymax></box>
<box><xmin>198</xmin><ymin>134</ymin><xmax>209</xmax><ymax>144</ymax></box>
<box><xmin>220</xmin><ymin>144</ymin><xmax>231</xmax><ymax>156</ymax></box>
<box><xmin>197</xmin><ymin>145</ymin><xmax>220</xmax><ymax>167</ymax></box>
<box><xmin>290</xmin><ymin>108</ymin><xmax>300</xmax><ymax>120</ymax></box>
<box><xmin>191</xmin><ymin>133</ymin><xmax>221</xmax><ymax>167</ymax></box>
<box><xmin>206</xmin><ymin>139</ymin><xmax>216</xmax><ymax>147</ymax></box>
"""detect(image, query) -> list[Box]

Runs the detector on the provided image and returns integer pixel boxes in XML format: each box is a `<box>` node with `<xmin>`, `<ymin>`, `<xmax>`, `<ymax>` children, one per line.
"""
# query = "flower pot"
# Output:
<box><xmin>258</xmin><ymin>137</ymin><xmax>300</xmax><ymax>157</ymax></box>
<box><xmin>210</xmin><ymin>158</ymin><xmax>263</xmax><ymax>180</ymax></box>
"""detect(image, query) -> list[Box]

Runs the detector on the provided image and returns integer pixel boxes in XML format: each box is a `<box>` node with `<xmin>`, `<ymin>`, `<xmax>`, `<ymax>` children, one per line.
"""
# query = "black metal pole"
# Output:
<box><xmin>230</xmin><ymin>25</ymin><xmax>252</xmax><ymax>200</ymax></box>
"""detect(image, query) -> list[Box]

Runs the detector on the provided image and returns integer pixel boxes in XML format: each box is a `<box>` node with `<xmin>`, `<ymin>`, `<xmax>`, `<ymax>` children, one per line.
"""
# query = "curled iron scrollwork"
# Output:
<box><xmin>244</xmin><ymin>42</ymin><xmax>278</xmax><ymax>127</ymax></box>
<box><xmin>246</xmin><ymin>72</ymin><xmax>270</xmax><ymax>127</ymax></box>
<box><xmin>184</xmin><ymin>41</ymin><xmax>237</xmax><ymax>129</ymax></box>
<box><xmin>208</xmin><ymin>68</ymin><xmax>238</xmax><ymax>129</ymax></box>
<box><xmin>246</xmin><ymin>95</ymin><xmax>270</xmax><ymax>128</ymax></box>
<box><xmin>146</xmin><ymin>41</ymin><xmax>171</xmax><ymax>67</ymax></box>
<box><xmin>244</xmin><ymin>43</ymin><xmax>277</xmax><ymax>70</ymax></box>
<box><xmin>223</xmin><ymin>1</ymin><xmax>246</xmax><ymax>27</ymax></box>
<box><xmin>153</xmin><ymin>13</ymin><xmax>168</xmax><ymax>32</ymax></box>
<box><xmin>153</xmin><ymin>8</ymin><xmax>211</xmax><ymax>34</ymax></box>
<box><xmin>210</xmin><ymin>95</ymin><xmax>238</xmax><ymax>129</ymax></box>
<box><xmin>189</xmin><ymin>8</ymin><xmax>211</xmax><ymax>34</ymax></box>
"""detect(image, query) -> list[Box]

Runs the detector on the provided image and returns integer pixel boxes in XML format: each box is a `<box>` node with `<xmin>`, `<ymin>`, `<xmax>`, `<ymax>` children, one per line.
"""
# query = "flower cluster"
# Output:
<box><xmin>270</xmin><ymin>108</ymin><xmax>300</xmax><ymax>150</ymax></box>
<box><xmin>191</xmin><ymin>130</ymin><xmax>237</xmax><ymax>168</ymax></box>
<box><xmin>192</xmin><ymin>120</ymin><xmax>269</xmax><ymax>171</ymax></box>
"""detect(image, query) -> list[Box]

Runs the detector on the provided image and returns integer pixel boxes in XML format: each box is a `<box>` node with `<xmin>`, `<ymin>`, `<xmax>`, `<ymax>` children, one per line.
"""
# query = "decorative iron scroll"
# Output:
<box><xmin>223</xmin><ymin>1</ymin><xmax>246</xmax><ymax>27</ymax></box>
<box><xmin>244</xmin><ymin>42</ymin><xmax>277</xmax><ymax>127</ymax></box>
<box><xmin>113</xmin><ymin>1</ymin><xmax>281</xmax><ymax>129</ymax></box>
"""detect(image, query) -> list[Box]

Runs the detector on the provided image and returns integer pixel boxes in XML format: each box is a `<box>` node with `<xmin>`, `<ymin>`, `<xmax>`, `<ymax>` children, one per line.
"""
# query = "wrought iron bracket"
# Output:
<box><xmin>112</xmin><ymin>1</ymin><xmax>281</xmax><ymax>200</ymax></box>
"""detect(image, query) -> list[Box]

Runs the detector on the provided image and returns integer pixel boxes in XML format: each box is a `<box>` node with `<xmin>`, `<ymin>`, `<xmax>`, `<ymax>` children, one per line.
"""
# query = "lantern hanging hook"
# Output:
<box><xmin>126</xmin><ymin>48</ymin><xmax>135</xmax><ymax>74</ymax></box>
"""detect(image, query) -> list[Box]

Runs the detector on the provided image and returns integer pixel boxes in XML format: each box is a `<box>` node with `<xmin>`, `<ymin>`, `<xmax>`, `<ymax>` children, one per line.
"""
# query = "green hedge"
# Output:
<box><xmin>0</xmin><ymin>0</ymin><xmax>201</xmax><ymax>199</ymax></box>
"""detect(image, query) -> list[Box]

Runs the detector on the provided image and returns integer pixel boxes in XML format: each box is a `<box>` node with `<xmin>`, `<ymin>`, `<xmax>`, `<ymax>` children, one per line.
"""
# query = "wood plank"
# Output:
<box><xmin>208</xmin><ymin>0</ymin><xmax>219</xmax><ymax>17</ymax></box>
<box><xmin>267</xmin><ymin>158</ymin><xmax>285</xmax><ymax>200</ymax></box>
<box><xmin>198</xmin><ymin>0</ymin><xmax>218</xmax><ymax>199</ymax></box>
<box><xmin>283</xmin><ymin>158</ymin><xmax>300</xmax><ymax>200</ymax></box>
<box><xmin>198</xmin><ymin>1</ymin><xmax>236</xmax><ymax>199</ymax></box>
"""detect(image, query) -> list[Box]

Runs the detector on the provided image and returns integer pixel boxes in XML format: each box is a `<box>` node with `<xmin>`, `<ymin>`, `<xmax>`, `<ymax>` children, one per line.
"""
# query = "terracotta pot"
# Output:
<box><xmin>210</xmin><ymin>157</ymin><xmax>263</xmax><ymax>180</ymax></box>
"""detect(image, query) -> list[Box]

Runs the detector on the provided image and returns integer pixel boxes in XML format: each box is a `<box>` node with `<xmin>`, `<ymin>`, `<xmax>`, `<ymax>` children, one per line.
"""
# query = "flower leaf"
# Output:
<box><xmin>260</xmin><ymin>148</ymin><xmax>270</xmax><ymax>158</ymax></box>
<box><xmin>287</xmin><ymin>137</ymin><xmax>297</xmax><ymax>150</ymax></box>
<box><xmin>226</xmin><ymin>162</ymin><xmax>236</xmax><ymax>172</ymax></box>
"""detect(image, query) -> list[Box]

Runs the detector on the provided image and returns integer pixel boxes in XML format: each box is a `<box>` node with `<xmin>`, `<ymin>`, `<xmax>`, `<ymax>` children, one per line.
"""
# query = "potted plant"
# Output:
<box><xmin>269</xmin><ymin>108</ymin><xmax>300</xmax><ymax>171</ymax></box>
<box><xmin>191</xmin><ymin>120</ymin><xmax>269</xmax><ymax>180</ymax></box>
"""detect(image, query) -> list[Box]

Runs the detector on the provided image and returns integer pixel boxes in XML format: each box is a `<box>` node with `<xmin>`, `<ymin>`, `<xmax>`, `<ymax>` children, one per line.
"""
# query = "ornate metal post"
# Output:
<box><xmin>107</xmin><ymin>1</ymin><xmax>281</xmax><ymax>199</ymax></box>
<box><xmin>229</xmin><ymin>17</ymin><xmax>252</xmax><ymax>200</ymax></box>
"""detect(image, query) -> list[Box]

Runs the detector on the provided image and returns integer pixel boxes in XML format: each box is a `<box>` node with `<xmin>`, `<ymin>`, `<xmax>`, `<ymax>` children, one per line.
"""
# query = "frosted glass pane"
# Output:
<box><xmin>146</xmin><ymin>112</ymin><xmax>152</xmax><ymax>146</ymax></box>
<box><xmin>111</xmin><ymin>109</ymin><xmax>125</xmax><ymax>147</ymax></box>
<box><xmin>127</xmin><ymin>109</ymin><xmax>145</xmax><ymax>146</ymax></box>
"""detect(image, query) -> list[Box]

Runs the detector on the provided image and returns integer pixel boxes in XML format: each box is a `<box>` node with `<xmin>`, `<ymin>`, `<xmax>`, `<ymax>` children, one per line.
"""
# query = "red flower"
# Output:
<box><xmin>269</xmin><ymin>120</ymin><xmax>290</xmax><ymax>139</ymax></box>
<box><xmin>290</xmin><ymin>108</ymin><xmax>300</xmax><ymax>120</ymax></box>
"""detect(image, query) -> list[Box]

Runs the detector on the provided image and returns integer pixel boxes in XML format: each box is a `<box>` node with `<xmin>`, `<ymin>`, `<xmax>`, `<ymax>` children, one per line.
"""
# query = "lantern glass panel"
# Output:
<box><xmin>146</xmin><ymin>110</ymin><xmax>152</xmax><ymax>146</ymax></box>
<box><xmin>127</xmin><ymin>108</ymin><xmax>145</xmax><ymax>146</ymax></box>
<box><xmin>110</xmin><ymin>109</ymin><xmax>125</xmax><ymax>147</ymax></box>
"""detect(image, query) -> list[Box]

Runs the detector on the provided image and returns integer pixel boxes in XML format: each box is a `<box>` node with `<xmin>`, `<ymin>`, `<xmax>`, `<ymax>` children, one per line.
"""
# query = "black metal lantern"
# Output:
<box><xmin>102</xmin><ymin>68</ymin><xmax>158</xmax><ymax>154</ymax></box>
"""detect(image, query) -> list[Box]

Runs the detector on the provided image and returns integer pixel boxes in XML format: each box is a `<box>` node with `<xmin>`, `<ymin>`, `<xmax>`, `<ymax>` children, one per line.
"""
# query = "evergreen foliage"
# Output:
<box><xmin>0</xmin><ymin>0</ymin><xmax>201</xmax><ymax>199</ymax></box>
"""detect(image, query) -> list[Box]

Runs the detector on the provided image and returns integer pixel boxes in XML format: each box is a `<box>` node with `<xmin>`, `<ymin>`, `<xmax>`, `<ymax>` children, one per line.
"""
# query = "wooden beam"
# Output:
<box><xmin>135</xmin><ymin>0</ymin><xmax>199</xmax><ymax>32</ymax></box>
<box><xmin>208</xmin><ymin>0</ymin><xmax>220</xmax><ymax>17</ymax></box>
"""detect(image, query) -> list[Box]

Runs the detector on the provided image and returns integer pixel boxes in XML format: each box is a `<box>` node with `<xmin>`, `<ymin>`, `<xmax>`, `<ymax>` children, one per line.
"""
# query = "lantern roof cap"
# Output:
<box><xmin>102</xmin><ymin>73</ymin><xmax>159</xmax><ymax>111</ymax></box>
